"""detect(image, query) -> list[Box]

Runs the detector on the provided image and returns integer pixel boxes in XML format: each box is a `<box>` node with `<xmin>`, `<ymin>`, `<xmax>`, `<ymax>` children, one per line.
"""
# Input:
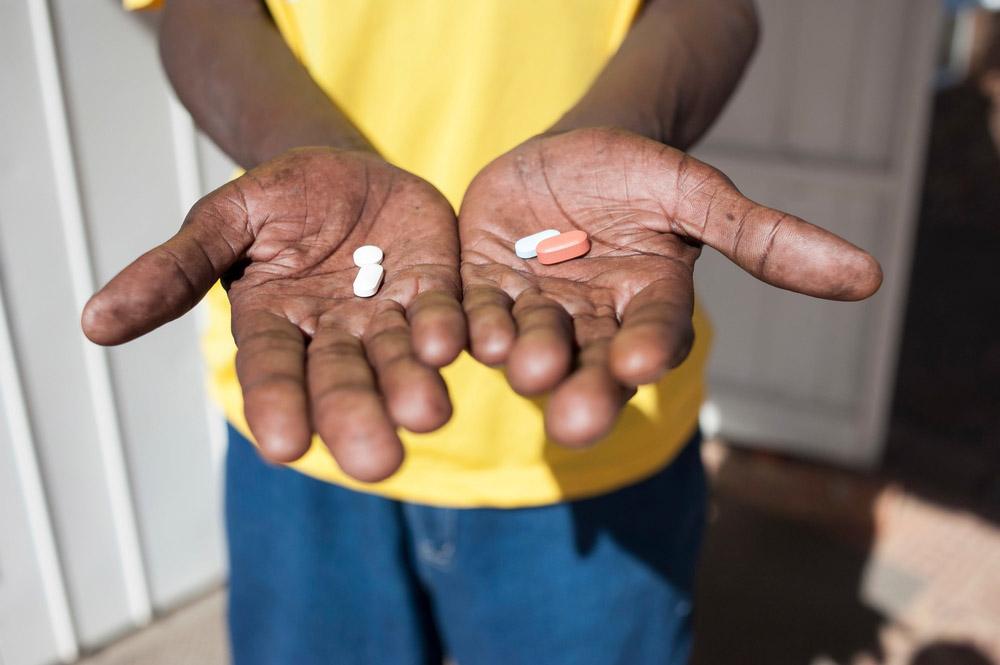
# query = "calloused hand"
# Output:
<box><xmin>459</xmin><ymin>127</ymin><xmax>881</xmax><ymax>446</ymax></box>
<box><xmin>83</xmin><ymin>148</ymin><xmax>464</xmax><ymax>481</ymax></box>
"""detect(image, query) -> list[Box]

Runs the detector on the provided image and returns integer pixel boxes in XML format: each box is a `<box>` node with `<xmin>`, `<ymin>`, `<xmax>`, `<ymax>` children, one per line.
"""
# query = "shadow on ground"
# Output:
<box><xmin>883</xmin><ymin>84</ymin><xmax>1000</xmax><ymax>526</ymax></box>
<box><xmin>692</xmin><ymin>488</ymin><xmax>883</xmax><ymax>664</ymax></box>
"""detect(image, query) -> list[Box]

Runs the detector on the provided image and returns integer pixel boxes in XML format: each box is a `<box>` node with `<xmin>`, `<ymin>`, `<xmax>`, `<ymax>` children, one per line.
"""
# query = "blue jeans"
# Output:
<box><xmin>226</xmin><ymin>425</ymin><xmax>706</xmax><ymax>665</ymax></box>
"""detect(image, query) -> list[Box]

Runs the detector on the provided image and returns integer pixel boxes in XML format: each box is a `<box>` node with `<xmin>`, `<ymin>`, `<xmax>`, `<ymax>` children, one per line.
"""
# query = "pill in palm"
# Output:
<box><xmin>353</xmin><ymin>244</ymin><xmax>384</xmax><ymax>267</ymax></box>
<box><xmin>514</xmin><ymin>229</ymin><xmax>560</xmax><ymax>259</ymax></box>
<box><xmin>353</xmin><ymin>263</ymin><xmax>384</xmax><ymax>298</ymax></box>
<box><xmin>536</xmin><ymin>230</ymin><xmax>590</xmax><ymax>265</ymax></box>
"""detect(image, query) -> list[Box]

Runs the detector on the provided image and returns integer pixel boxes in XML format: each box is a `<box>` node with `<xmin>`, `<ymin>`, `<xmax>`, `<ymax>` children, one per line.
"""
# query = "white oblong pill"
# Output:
<box><xmin>353</xmin><ymin>245</ymin><xmax>384</xmax><ymax>267</ymax></box>
<box><xmin>514</xmin><ymin>229</ymin><xmax>561</xmax><ymax>259</ymax></box>
<box><xmin>353</xmin><ymin>264</ymin><xmax>384</xmax><ymax>298</ymax></box>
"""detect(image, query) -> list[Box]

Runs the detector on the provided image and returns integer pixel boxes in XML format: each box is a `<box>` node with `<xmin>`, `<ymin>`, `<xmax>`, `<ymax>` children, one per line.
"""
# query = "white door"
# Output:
<box><xmin>693</xmin><ymin>0</ymin><xmax>943</xmax><ymax>467</ymax></box>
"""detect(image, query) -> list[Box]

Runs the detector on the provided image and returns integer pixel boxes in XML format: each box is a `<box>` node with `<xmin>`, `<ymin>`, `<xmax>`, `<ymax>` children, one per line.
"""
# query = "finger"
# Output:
<box><xmin>546</xmin><ymin>312</ymin><xmax>631</xmax><ymax>447</ymax></box>
<box><xmin>610</xmin><ymin>278</ymin><xmax>695</xmax><ymax>387</ymax></box>
<box><xmin>307</xmin><ymin>327</ymin><xmax>403</xmax><ymax>483</ymax></box>
<box><xmin>463</xmin><ymin>285</ymin><xmax>516</xmax><ymax>366</ymax></box>
<box><xmin>82</xmin><ymin>190</ymin><xmax>252</xmax><ymax>345</ymax></box>
<box><xmin>505</xmin><ymin>292</ymin><xmax>574</xmax><ymax>396</ymax></box>
<box><xmin>365</xmin><ymin>301</ymin><xmax>453</xmax><ymax>433</ymax></box>
<box><xmin>408</xmin><ymin>290</ymin><xmax>466</xmax><ymax>368</ymax></box>
<box><xmin>233</xmin><ymin>310</ymin><xmax>311</xmax><ymax>464</ymax></box>
<box><xmin>667</xmin><ymin>154</ymin><xmax>883</xmax><ymax>301</ymax></box>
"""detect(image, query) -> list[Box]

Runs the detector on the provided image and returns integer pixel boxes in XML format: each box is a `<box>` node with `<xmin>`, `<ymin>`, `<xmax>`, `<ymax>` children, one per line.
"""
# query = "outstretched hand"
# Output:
<box><xmin>83</xmin><ymin>148</ymin><xmax>464</xmax><ymax>482</ymax></box>
<box><xmin>459</xmin><ymin>127</ymin><xmax>882</xmax><ymax>446</ymax></box>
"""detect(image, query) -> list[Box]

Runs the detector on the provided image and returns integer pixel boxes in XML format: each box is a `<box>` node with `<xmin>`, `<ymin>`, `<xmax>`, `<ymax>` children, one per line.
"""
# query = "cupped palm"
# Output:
<box><xmin>84</xmin><ymin>148</ymin><xmax>464</xmax><ymax>481</ymax></box>
<box><xmin>459</xmin><ymin>127</ymin><xmax>881</xmax><ymax>445</ymax></box>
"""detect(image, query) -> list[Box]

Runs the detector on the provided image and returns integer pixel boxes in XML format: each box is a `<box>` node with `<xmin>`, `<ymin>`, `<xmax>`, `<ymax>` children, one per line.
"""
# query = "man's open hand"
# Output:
<box><xmin>83</xmin><ymin>148</ymin><xmax>464</xmax><ymax>481</ymax></box>
<box><xmin>459</xmin><ymin>127</ymin><xmax>882</xmax><ymax>446</ymax></box>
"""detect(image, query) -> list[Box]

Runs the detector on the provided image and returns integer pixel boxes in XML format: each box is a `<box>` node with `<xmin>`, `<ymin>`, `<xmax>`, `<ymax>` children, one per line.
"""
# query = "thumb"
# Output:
<box><xmin>82</xmin><ymin>186</ymin><xmax>253</xmax><ymax>345</ymax></box>
<box><xmin>663</xmin><ymin>153</ymin><xmax>883</xmax><ymax>301</ymax></box>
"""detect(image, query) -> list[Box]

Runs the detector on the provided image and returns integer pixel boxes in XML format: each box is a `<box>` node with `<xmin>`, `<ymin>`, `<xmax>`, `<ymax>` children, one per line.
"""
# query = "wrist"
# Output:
<box><xmin>241</xmin><ymin>113</ymin><xmax>378</xmax><ymax>169</ymax></box>
<box><xmin>547</xmin><ymin>94</ymin><xmax>678</xmax><ymax>144</ymax></box>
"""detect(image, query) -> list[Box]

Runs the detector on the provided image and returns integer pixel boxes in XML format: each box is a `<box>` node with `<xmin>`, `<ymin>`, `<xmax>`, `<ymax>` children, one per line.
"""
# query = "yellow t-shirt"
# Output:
<box><xmin>135</xmin><ymin>0</ymin><xmax>712</xmax><ymax>507</ymax></box>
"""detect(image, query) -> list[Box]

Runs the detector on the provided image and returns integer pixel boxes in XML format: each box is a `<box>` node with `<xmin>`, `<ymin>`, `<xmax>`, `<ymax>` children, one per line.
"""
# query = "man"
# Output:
<box><xmin>84</xmin><ymin>1</ymin><xmax>882</xmax><ymax>662</ymax></box>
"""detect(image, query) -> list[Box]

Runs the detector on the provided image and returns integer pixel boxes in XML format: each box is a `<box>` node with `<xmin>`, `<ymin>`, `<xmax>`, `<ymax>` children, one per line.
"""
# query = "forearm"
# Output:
<box><xmin>550</xmin><ymin>0</ymin><xmax>759</xmax><ymax>150</ymax></box>
<box><xmin>160</xmin><ymin>0</ymin><xmax>372</xmax><ymax>169</ymax></box>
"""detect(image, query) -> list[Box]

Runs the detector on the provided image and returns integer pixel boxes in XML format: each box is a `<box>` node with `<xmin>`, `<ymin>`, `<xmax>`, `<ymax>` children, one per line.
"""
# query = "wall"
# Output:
<box><xmin>0</xmin><ymin>1</ymin><xmax>229</xmax><ymax>663</ymax></box>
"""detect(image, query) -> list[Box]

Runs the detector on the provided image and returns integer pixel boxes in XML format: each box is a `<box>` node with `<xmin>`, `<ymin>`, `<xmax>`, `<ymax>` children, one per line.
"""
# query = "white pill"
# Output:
<box><xmin>514</xmin><ymin>229</ymin><xmax>561</xmax><ymax>259</ymax></box>
<box><xmin>353</xmin><ymin>264</ymin><xmax>384</xmax><ymax>298</ymax></box>
<box><xmin>353</xmin><ymin>245</ymin><xmax>384</xmax><ymax>267</ymax></box>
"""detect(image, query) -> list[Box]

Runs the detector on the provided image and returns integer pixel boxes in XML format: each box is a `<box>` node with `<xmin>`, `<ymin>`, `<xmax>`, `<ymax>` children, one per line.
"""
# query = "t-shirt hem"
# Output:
<box><xmin>222</xmin><ymin>399</ymin><xmax>702</xmax><ymax>509</ymax></box>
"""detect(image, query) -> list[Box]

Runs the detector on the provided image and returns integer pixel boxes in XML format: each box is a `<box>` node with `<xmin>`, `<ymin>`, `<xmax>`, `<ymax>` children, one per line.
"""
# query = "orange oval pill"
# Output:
<box><xmin>536</xmin><ymin>230</ymin><xmax>590</xmax><ymax>265</ymax></box>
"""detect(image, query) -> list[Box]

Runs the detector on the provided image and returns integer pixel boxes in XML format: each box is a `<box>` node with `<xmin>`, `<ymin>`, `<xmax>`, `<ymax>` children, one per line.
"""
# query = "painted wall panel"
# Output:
<box><xmin>785</xmin><ymin>0</ymin><xmax>866</xmax><ymax>159</ymax></box>
<box><xmin>48</xmin><ymin>0</ymin><xmax>226</xmax><ymax>611</ymax></box>
<box><xmin>0</xmin><ymin>0</ymin><xmax>150</xmax><ymax>648</ymax></box>
<box><xmin>0</xmin><ymin>272</ymin><xmax>76</xmax><ymax>665</ymax></box>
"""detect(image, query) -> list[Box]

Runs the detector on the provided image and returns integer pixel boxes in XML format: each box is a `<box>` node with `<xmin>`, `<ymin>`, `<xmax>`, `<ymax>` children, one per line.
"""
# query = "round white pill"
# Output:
<box><xmin>514</xmin><ymin>229</ymin><xmax>561</xmax><ymax>259</ymax></box>
<box><xmin>353</xmin><ymin>245</ymin><xmax>384</xmax><ymax>267</ymax></box>
<box><xmin>353</xmin><ymin>264</ymin><xmax>385</xmax><ymax>298</ymax></box>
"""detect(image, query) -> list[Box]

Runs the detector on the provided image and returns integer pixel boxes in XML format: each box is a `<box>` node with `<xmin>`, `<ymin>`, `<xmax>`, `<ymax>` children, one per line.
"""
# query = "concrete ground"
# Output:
<box><xmin>693</xmin><ymin>441</ymin><xmax>1000</xmax><ymax>665</ymax></box>
<box><xmin>74</xmin><ymin>591</ymin><xmax>227</xmax><ymax>665</ymax></box>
